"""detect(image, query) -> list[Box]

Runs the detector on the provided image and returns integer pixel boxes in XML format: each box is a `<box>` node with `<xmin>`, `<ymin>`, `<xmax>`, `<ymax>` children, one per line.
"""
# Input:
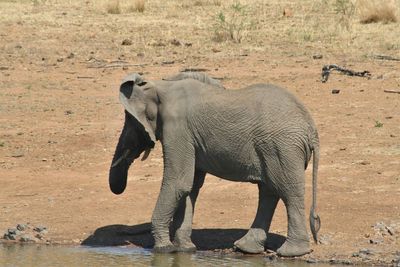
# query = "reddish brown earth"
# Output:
<box><xmin>0</xmin><ymin>1</ymin><xmax>399</xmax><ymax>265</ymax></box>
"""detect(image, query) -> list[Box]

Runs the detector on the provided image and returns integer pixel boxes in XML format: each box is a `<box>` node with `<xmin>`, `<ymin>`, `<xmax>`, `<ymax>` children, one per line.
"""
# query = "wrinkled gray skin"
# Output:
<box><xmin>109</xmin><ymin>72</ymin><xmax>321</xmax><ymax>257</ymax></box>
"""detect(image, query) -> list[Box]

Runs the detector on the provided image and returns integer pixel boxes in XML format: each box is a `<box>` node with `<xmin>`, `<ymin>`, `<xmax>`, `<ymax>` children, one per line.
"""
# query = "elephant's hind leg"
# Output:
<box><xmin>234</xmin><ymin>184</ymin><xmax>279</xmax><ymax>254</ymax></box>
<box><xmin>275</xmin><ymin>169</ymin><xmax>310</xmax><ymax>256</ymax></box>
<box><xmin>276</xmin><ymin>193</ymin><xmax>310</xmax><ymax>257</ymax></box>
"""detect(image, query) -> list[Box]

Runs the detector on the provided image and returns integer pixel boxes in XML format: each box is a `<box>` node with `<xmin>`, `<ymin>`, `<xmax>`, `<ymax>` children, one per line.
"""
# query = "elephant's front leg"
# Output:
<box><xmin>234</xmin><ymin>183</ymin><xmax>279</xmax><ymax>254</ymax></box>
<box><xmin>151</xmin><ymin>140</ymin><xmax>195</xmax><ymax>253</ymax></box>
<box><xmin>172</xmin><ymin>171</ymin><xmax>205</xmax><ymax>252</ymax></box>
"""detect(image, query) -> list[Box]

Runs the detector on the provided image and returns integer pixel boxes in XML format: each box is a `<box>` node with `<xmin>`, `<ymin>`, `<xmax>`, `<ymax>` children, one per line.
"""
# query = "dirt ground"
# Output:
<box><xmin>0</xmin><ymin>0</ymin><xmax>399</xmax><ymax>265</ymax></box>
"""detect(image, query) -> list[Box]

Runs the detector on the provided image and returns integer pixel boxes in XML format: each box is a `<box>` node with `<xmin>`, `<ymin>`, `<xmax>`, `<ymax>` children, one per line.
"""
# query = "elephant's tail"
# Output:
<box><xmin>309</xmin><ymin>140</ymin><xmax>321</xmax><ymax>244</ymax></box>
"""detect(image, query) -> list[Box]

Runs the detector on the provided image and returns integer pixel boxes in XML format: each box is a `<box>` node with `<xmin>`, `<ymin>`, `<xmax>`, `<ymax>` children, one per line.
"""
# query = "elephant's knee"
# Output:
<box><xmin>175</xmin><ymin>181</ymin><xmax>192</xmax><ymax>199</ymax></box>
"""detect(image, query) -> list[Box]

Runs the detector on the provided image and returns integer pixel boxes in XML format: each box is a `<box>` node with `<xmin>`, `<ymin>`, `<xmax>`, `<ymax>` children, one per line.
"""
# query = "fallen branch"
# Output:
<box><xmin>181</xmin><ymin>67</ymin><xmax>210</xmax><ymax>72</ymax></box>
<box><xmin>88</xmin><ymin>63</ymin><xmax>149</xmax><ymax>69</ymax></box>
<box><xmin>373</xmin><ymin>55</ymin><xmax>400</xmax><ymax>61</ymax></box>
<box><xmin>321</xmin><ymin>64</ymin><xmax>371</xmax><ymax>83</ymax></box>
<box><xmin>384</xmin><ymin>90</ymin><xmax>400</xmax><ymax>94</ymax></box>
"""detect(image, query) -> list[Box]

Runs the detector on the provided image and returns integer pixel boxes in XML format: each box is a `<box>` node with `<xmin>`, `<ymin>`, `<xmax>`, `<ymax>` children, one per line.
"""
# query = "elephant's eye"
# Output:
<box><xmin>137</xmin><ymin>81</ymin><xmax>147</xmax><ymax>87</ymax></box>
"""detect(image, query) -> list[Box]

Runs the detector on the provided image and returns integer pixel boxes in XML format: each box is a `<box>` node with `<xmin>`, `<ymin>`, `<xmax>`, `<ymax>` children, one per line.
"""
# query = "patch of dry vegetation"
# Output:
<box><xmin>106</xmin><ymin>0</ymin><xmax>121</xmax><ymax>14</ymax></box>
<box><xmin>1</xmin><ymin>0</ymin><xmax>400</xmax><ymax>63</ymax></box>
<box><xmin>357</xmin><ymin>0</ymin><xmax>398</xmax><ymax>24</ymax></box>
<box><xmin>127</xmin><ymin>0</ymin><xmax>145</xmax><ymax>13</ymax></box>
<box><xmin>213</xmin><ymin>2</ymin><xmax>254</xmax><ymax>43</ymax></box>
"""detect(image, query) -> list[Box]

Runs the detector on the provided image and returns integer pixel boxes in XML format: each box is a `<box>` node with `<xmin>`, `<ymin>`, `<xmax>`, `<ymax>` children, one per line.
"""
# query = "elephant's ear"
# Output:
<box><xmin>119</xmin><ymin>73</ymin><xmax>156</xmax><ymax>143</ymax></box>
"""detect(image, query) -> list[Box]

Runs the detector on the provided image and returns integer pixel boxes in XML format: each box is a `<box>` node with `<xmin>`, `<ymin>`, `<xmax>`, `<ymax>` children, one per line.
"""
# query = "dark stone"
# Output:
<box><xmin>34</xmin><ymin>226</ymin><xmax>48</xmax><ymax>233</ymax></box>
<box><xmin>313</xmin><ymin>54</ymin><xmax>323</xmax><ymax>59</ymax></box>
<box><xmin>7</xmin><ymin>228</ymin><xmax>18</xmax><ymax>235</ymax></box>
<box><xmin>121</xmin><ymin>39</ymin><xmax>132</xmax><ymax>46</ymax></box>
<box><xmin>331</xmin><ymin>89</ymin><xmax>340</xmax><ymax>94</ymax></box>
<box><xmin>170</xmin><ymin>39</ymin><xmax>182</xmax><ymax>46</ymax></box>
<box><xmin>16</xmin><ymin>224</ymin><xmax>28</xmax><ymax>231</ymax></box>
<box><xmin>369</xmin><ymin>238</ymin><xmax>384</xmax><ymax>244</ymax></box>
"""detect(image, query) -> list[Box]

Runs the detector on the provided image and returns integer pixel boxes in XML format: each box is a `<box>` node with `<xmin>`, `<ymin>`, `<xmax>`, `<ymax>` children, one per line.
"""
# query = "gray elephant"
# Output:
<box><xmin>109</xmin><ymin>72</ymin><xmax>320</xmax><ymax>257</ymax></box>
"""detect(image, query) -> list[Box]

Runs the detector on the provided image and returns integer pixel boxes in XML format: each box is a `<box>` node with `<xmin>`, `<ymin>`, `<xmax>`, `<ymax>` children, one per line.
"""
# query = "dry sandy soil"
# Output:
<box><xmin>0</xmin><ymin>0</ymin><xmax>399</xmax><ymax>265</ymax></box>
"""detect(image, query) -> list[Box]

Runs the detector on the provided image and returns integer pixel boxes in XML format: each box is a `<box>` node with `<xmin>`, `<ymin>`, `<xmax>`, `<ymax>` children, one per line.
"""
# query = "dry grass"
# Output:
<box><xmin>358</xmin><ymin>0</ymin><xmax>398</xmax><ymax>24</ymax></box>
<box><xmin>106</xmin><ymin>0</ymin><xmax>121</xmax><ymax>14</ymax></box>
<box><xmin>213</xmin><ymin>2</ymin><xmax>254</xmax><ymax>43</ymax></box>
<box><xmin>127</xmin><ymin>0</ymin><xmax>145</xmax><ymax>13</ymax></box>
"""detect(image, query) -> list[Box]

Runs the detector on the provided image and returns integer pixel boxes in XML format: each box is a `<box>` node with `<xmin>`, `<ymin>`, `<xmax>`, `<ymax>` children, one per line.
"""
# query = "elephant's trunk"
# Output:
<box><xmin>109</xmin><ymin>128</ymin><xmax>135</xmax><ymax>195</ymax></box>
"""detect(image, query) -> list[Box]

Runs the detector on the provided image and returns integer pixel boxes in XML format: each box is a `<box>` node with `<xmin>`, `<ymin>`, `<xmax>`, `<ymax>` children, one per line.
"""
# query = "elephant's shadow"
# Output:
<box><xmin>81</xmin><ymin>223</ymin><xmax>286</xmax><ymax>252</ymax></box>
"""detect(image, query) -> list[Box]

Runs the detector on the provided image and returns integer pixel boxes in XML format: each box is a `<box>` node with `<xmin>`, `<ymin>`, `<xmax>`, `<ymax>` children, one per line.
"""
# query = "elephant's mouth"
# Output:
<box><xmin>111</xmin><ymin>148</ymin><xmax>151</xmax><ymax>168</ymax></box>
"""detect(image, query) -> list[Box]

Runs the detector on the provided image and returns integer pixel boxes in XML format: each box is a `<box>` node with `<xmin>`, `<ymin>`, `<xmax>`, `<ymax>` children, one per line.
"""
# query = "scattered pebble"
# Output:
<box><xmin>331</xmin><ymin>89</ymin><xmax>340</xmax><ymax>94</ymax></box>
<box><xmin>16</xmin><ymin>224</ymin><xmax>27</xmax><ymax>231</ymax></box>
<box><xmin>34</xmin><ymin>225</ymin><xmax>48</xmax><ymax>233</ymax></box>
<box><xmin>170</xmin><ymin>39</ymin><xmax>182</xmax><ymax>46</ymax></box>
<box><xmin>121</xmin><ymin>39</ymin><xmax>132</xmax><ymax>46</ymax></box>
<box><xmin>369</xmin><ymin>238</ymin><xmax>384</xmax><ymax>244</ymax></box>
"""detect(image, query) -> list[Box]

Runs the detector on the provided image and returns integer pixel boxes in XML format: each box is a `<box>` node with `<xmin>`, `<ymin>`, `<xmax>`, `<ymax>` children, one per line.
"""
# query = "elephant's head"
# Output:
<box><xmin>109</xmin><ymin>73</ymin><xmax>158</xmax><ymax>194</ymax></box>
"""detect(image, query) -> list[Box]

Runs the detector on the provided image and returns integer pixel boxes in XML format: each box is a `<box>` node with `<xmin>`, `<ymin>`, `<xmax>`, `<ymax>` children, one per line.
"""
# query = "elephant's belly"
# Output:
<box><xmin>196</xmin><ymin>152</ymin><xmax>263</xmax><ymax>183</ymax></box>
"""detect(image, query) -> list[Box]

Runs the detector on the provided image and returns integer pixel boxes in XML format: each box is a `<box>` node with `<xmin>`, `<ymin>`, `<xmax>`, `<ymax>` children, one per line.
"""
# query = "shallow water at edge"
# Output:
<box><xmin>0</xmin><ymin>244</ymin><xmax>353</xmax><ymax>267</ymax></box>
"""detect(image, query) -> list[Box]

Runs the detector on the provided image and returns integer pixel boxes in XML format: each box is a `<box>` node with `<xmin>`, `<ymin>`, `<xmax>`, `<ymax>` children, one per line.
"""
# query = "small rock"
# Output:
<box><xmin>20</xmin><ymin>234</ymin><xmax>36</xmax><ymax>243</ymax></box>
<box><xmin>16</xmin><ymin>224</ymin><xmax>28</xmax><ymax>231</ymax></box>
<box><xmin>65</xmin><ymin>110</ymin><xmax>73</xmax><ymax>115</ymax></box>
<box><xmin>35</xmin><ymin>233</ymin><xmax>44</xmax><ymax>240</ymax></box>
<box><xmin>161</xmin><ymin>60</ymin><xmax>175</xmax><ymax>65</ymax></box>
<box><xmin>34</xmin><ymin>226</ymin><xmax>48</xmax><ymax>233</ymax></box>
<box><xmin>212</xmin><ymin>48</ymin><xmax>221</xmax><ymax>53</ymax></box>
<box><xmin>331</xmin><ymin>89</ymin><xmax>340</xmax><ymax>94</ymax></box>
<box><xmin>369</xmin><ymin>238</ymin><xmax>384</xmax><ymax>244</ymax></box>
<box><xmin>137</xmin><ymin>52</ymin><xmax>144</xmax><ymax>57</ymax></box>
<box><xmin>386</xmin><ymin>225</ymin><xmax>395</xmax><ymax>236</ymax></box>
<box><xmin>170</xmin><ymin>38</ymin><xmax>182</xmax><ymax>46</ymax></box>
<box><xmin>313</xmin><ymin>54</ymin><xmax>323</xmax><ymax>59</ymax></box>
<box><xmin>67</xmin><ymin>52</ymin><xmax>75</xmax><ymax>59</ymax></box>
<box><xmin>7</xmin><ymin>228</ymin><xmax>18</xmax><ymax>235</ymax></box>
<box><xmin>57</xmin><ymin>58</ymin><xmax>64</xmax><ymax>62</ymax></box>
<box><xmin>121</xmin><ymin>39</ymin><xmax>132</xmax><ymax>46</ymax></box>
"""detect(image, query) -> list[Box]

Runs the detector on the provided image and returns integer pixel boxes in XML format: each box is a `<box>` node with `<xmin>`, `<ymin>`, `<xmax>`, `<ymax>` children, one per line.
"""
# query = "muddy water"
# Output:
<box><xmin>0</xmin><ymin>244</ymin><xmax>349</xmax><ymax>267</ymax></box>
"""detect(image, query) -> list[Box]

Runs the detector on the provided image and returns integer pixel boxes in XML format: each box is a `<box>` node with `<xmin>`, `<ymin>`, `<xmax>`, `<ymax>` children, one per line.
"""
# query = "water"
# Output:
<box><xmin>0</xmin><ymin>244</ymin><xmax>348</xmax><ymax>267</ymax></box>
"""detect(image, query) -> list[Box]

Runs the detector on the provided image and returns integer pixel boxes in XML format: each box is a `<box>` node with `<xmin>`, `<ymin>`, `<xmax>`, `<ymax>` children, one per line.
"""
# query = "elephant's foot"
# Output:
<box><xmin>174</xmin><ymin>241</ymin><xmax>196</xmax><ymax>253</ymax></box>
<box><xmin>233</xmin><ymin>228</ymin><xmax>266</xmax><ymax>254</ymax></box>
<box><xmin>276</xmin><ymin>238</ymin><xmax>310</xmax><ymax>257</ymax></box>
<box><xmin>173</xmin><ymin>232</ymin><xmax>197</xmax><ymax>252</ymax></box>
<box><xmin>153</xmin><ymin>241</ymin><xmax>177</xmax><ymax>253</ymax></box>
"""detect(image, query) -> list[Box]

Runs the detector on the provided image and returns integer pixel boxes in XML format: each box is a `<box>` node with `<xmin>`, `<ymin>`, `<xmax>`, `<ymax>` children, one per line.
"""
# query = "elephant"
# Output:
<box><xmin>109</xmin><ymin>72</ymin><xmax>321</xmax><ymax>257</ymax></box>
